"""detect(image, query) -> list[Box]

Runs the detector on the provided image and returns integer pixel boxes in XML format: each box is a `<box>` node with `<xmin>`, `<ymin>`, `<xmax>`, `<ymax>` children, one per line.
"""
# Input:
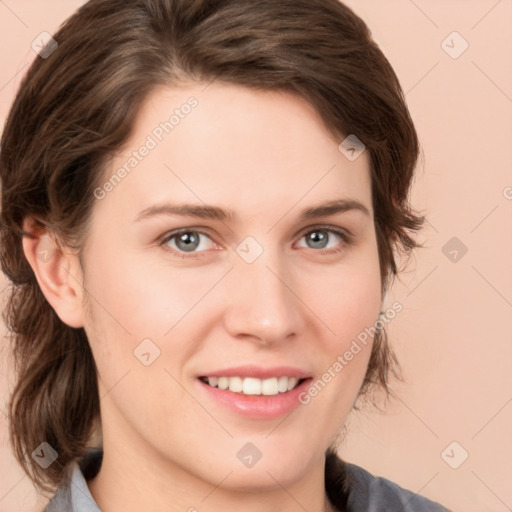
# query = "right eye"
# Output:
<box><xmin>160</xmin><ymin>229</ymin><xmax>217</xmax><ymax>257</ymax></box>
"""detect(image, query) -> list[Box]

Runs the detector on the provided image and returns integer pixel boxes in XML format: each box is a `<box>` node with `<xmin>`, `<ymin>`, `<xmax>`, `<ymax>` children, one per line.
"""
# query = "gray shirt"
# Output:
<box><xmin>43</xmin><ymin>449</ymin><xmax>451</xmax><ymax>511</ymax></box>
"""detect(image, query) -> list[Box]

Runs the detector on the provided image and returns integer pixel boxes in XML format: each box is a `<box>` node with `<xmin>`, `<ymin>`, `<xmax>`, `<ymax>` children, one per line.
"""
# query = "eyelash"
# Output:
<box><xmin>159</xmin><ymin>225</ymin><xmax>355</xmax><ymax>260</ymax></box>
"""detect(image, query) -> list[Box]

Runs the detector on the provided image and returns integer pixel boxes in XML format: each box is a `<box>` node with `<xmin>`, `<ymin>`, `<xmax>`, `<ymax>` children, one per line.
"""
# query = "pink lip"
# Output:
<box><xmin>197</xmin><ymin>377</ymin><xmax>312</xmax><ymax>419</ymax></box>
<box><xmin>197</xmin><ymin>365</ymin><xmax>312</xmax><ymax>379</ymax></box>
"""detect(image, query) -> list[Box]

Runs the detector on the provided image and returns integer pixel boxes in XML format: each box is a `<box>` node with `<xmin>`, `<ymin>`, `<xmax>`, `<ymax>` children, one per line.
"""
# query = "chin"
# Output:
<box><xmin>216</xmin><ymin>465</ymin><xmax>305</xmax><ymax>493</ymax></box>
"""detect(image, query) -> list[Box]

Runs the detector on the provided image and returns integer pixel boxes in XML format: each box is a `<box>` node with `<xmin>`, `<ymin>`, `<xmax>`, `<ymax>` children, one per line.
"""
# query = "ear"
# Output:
<box><xmin>21</xmin><ymin>218</ymin><xmax>86</xmax><ymax>328</ymax></box>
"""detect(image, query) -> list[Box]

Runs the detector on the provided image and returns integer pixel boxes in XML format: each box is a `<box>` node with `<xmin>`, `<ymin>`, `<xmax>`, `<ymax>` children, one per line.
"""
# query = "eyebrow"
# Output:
<box><xmin>134</xmin><ymin>198</ymin><xmax>371</xmax><ymax>224</ymax></box>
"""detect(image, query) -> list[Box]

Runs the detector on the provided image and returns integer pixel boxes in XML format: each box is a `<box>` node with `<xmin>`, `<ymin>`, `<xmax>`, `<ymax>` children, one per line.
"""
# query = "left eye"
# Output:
<box><xmin>296</xmin><ymin>228</ymin><xmax>347</xmax><ymax>251</ymax></box>
<box><xmin>160</xmin><ymin>227</ymin><xmax>350</xmax><ymax>256</ymax></box>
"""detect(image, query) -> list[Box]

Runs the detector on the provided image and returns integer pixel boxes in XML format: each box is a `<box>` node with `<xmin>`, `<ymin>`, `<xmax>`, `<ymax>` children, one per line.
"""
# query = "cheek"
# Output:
<box><xmin>304</xmin><ymin>251</ymin><xmax>382</xmax><ymax>342</ymax></box>
<box><xmin>84</xmin><ymin>245</ymin><xmax>206</xmax><ymax>335</ymax></box>
<box><xmin>304</xmin><ymin>250</ymin><xmax>382</xmax><ymax>395</ymax></box>
<box><xmin>300</xmin><ymin>266</ymin><xmax>381</xmax><ymax>420</ymax></box>
<box><xmin>80</xmin><ymin>242</ymin><xmax>220</xmax><ymax>388</ymax></box>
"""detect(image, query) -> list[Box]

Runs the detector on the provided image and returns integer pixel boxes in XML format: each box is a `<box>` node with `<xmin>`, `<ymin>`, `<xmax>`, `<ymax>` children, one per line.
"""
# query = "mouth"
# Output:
<box><xmin>196</xmin><ymin>374</ymin><xmax>313</xmax><ymax>419</ymax></box>
<box><xmin>195</xmin><ymin>365</ymin><xmax>313</xmax><ymax>418</ymax></box>
<box><xmin>198</xmin><ymin>375</ymin><xmax>308</xmax><ymax>396</ymax></box>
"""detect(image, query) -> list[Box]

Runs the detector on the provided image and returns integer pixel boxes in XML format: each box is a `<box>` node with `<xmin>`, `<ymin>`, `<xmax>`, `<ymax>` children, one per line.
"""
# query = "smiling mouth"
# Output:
<box><xmin>198</xmin><ymin>376</ymin><xmax>308</xmax><ymax>396</ymax></box>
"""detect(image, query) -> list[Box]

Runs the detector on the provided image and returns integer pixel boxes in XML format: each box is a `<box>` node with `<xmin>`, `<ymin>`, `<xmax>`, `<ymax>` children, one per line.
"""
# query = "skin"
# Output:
<box><xmin>23</xmin><ymin>82</ymin><xmax>383</xmax><ymax>512</ymax></box>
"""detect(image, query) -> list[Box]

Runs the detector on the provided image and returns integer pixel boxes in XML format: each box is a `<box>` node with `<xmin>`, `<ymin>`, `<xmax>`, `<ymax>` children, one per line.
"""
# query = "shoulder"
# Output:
<box><xmin>343</xmin><ymin>462</ymin><xmax>451</xmax><ymax>512</ymax></box>
<box><xmin>325</xmin><ymin>451</ymin><xmax>451</xmax><ymax>512</ymax></box>
<box><xmin>43</xmin><ymin>482</ymin><xmax>71</xmax><ymax>512</ymax></box>
<box><xmin>43</xmin><ymin>449</ymin><xmax>102</xmax><ymax>512</ymax></box>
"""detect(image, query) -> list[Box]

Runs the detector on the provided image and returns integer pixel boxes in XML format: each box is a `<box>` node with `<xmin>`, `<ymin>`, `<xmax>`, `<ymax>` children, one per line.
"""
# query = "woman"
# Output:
<box><xmin>0</xmin><ymin>0</ymin><xmax>451</xmax><ymax>510</ymax></box>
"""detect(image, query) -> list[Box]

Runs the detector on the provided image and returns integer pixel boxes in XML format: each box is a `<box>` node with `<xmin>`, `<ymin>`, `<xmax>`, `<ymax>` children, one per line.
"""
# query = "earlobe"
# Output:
<box><xmin>21</xmin><ymin>218</ymin><xmax>85</xmax><ymax>329</ymax></box>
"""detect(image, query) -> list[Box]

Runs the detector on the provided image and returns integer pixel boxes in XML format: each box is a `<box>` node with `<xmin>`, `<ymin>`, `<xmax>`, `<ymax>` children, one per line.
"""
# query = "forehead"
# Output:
<box><xmin>95</xmin><ymin>82</ymin><xmax>373</xmax><ymax>221</ymax></box>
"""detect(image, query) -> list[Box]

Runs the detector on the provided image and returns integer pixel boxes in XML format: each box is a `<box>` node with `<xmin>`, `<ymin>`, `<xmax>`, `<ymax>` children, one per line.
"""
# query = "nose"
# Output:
<box><xmin>222</xmin><ymin>249</ymin><xmax>305</xmax><ymax>346</ymax></box>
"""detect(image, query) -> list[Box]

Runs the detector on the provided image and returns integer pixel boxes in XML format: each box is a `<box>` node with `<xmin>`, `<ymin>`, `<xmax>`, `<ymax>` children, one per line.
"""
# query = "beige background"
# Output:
<box><xmin>1</xmin><ymin>1</ymin><xmax>511</xmax><ymax>511</ymax></box>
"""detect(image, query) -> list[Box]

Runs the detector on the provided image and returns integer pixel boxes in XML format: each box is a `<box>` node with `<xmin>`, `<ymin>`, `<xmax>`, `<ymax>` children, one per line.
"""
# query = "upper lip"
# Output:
<box><xmin>198</xmin><ymin>365</ymin><xmax>312</xmax><ymax>380</ymax></box>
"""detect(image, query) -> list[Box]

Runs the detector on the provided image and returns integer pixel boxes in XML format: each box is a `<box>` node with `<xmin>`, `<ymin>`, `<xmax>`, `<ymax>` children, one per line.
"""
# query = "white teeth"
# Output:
<box><xmin>277</xmin><ymin>376</ymin><xmax>288</xmax><ymax>393</ymax></box>
<box><xmin>261</xmin><ymin>377</ymin><xmax>278</xmax><ymax>395</ymax></box>
<box><xmin>218</xmin><ymin>377</ymin><xmax>229</xmax><ymax>390</ymax></box>
<box><xmin>287</xmin><ymin>377</ymin><xmax>298</xmax><ymax>391</ymax></box>
<box><xmin>243</xmin><ymin>377</ymin><xmax>261</xmax><ymax>395</ymax></box>
<box><xmin>202</xmin><ymin>376</ymin><xmax>303</xmax><ymax>395</ymax></box>
<box><xmin>228</xmin><ymin>376</ymin><xmax>243</xmax><ymax>393</ymax></box>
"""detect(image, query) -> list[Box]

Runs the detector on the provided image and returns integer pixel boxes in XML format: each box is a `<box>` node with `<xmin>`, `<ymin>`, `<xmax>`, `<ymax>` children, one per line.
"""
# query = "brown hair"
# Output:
<box><xmin>0</xmin><ymin>0</ymin><xmax>424</xmax><ymax>495</ymax></box>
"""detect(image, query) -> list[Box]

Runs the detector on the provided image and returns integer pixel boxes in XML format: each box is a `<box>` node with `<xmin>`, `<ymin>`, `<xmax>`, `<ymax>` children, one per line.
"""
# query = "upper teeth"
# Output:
<box><xmin>203</xmin><ymin>376</ymin><xmax>301</xmax><ymax>396</ymax></box>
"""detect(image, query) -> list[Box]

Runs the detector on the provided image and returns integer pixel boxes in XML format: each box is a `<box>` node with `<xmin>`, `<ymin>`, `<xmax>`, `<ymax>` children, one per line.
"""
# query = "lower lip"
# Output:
<box><xmin>197</xmin><ymin>378</ymin><xmax>312</xmax><ymax>419</ymax></box>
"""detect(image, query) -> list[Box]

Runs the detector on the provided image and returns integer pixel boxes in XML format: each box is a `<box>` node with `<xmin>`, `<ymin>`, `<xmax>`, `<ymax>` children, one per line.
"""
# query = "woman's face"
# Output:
<box><xmin>78</xmin><ymin>82</ymin><xmax>382</xmax><ymax>489</ymax></box>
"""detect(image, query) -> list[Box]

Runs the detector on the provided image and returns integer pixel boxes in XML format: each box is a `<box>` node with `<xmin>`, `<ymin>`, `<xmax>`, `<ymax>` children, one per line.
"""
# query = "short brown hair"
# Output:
<box><xmin>0</xmin><ymin>0</ymin><xmax>424</xmax><ymax>495</ymax></box>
